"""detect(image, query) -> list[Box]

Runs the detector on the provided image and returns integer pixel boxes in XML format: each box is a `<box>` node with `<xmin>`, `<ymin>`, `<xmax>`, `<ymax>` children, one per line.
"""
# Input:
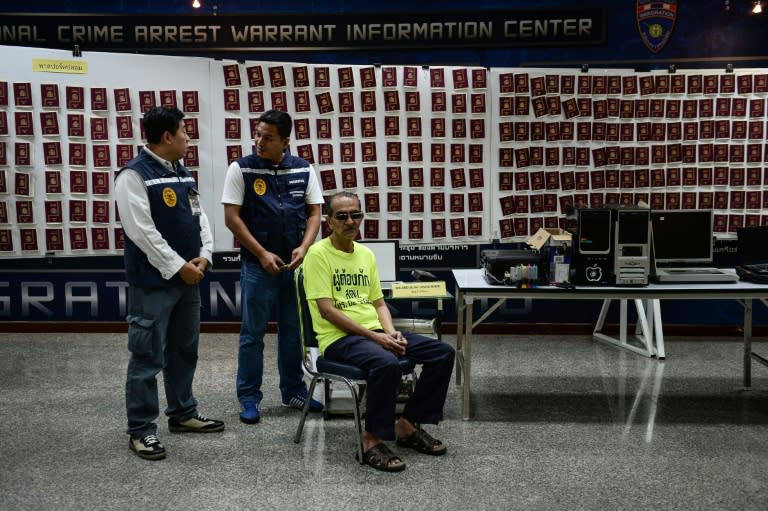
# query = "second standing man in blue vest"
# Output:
<box><xmin>221</xmin><ymin>109</ymin><xmax>324</xmax><ymax>424</ymax></box>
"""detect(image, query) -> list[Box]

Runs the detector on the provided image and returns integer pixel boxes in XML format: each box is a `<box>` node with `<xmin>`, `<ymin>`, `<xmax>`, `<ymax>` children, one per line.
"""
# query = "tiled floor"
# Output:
<box><xmin>1</xmin><ymin>331</ymin><xmax>767</xmax><ymax>510</ymax></box>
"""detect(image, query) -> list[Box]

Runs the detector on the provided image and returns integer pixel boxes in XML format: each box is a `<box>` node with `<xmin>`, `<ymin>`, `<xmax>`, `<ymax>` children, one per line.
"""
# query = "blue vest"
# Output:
<box><xmin>117</xmin><ymin>150</ymin><xmax>202</xmax><ymax>288</ymax></box>
<box><xmin>236</xmin><ymin>152</ymin><xmax>311</xmax><ymax>263</ymax></box>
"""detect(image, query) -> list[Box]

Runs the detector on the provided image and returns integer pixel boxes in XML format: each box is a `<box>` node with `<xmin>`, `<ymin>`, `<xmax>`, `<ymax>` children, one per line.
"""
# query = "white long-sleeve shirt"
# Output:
<box><xmin>115</xmin><ymin>146</ymin><xmax>213</xmax><ymax>281</ymax></box>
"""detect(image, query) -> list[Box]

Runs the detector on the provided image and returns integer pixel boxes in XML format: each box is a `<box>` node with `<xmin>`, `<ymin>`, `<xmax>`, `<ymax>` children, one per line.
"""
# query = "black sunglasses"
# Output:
<box><xmin>332</xmin><ymin>211</ymin><xmax>364</xmax><ymax>221</ymax></box>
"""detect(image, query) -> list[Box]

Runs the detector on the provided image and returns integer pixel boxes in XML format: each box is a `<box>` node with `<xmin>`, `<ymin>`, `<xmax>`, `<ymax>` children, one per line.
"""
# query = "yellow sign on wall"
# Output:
<box><xmin>32</xmin><ymin>59</ymin><xmax>89</xmax><ymax>74</ymax></box>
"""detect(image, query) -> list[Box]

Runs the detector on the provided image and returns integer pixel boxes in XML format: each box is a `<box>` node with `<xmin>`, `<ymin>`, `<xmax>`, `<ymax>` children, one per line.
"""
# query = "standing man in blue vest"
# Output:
<box><xmin>116</xmin><ymin>106</ymin><xmax>224</xmax><ymax>461</ymax></box>
<box><xmin>221</xmin><ymin>109</ymin><xmax>324</xmax><ymax>424</ymax></box>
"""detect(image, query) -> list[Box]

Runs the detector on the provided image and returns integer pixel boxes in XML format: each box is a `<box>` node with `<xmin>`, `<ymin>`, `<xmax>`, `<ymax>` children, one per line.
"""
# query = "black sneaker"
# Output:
<box><xmin>168</xmin><ymin>414</ymin><xmax>225</xmax><ymax>433</ymax></box>
<box><xmin>129</xmin><ymin>434</ymin><xmax>166</xmax><ymax>460</ymax></box>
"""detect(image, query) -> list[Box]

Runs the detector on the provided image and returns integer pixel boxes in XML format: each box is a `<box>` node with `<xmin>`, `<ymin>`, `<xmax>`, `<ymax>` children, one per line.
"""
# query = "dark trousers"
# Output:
<box><xmin>323</xmin><ymin>333</ymin><xmax>455</xmax><ymax>441</ymax></box>
<box><xmin>125</xmin><ymin>285</ymin><xmax>201</xmax><ymax>438</ymax></box>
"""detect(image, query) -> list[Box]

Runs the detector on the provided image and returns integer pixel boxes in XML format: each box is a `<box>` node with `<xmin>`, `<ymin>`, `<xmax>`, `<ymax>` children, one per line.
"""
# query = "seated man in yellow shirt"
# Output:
<box><xmin>301</xmin><ymin>191</ymin><xmax>455</xmax><ymax>472</ymax></box>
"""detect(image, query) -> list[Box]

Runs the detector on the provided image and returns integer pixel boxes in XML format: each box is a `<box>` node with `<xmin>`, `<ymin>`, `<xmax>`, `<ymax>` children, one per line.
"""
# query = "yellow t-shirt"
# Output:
<box><xmin>302</xmin><ymin>237</ymin><xmax>384</xmax><ymax>354</ymax></box>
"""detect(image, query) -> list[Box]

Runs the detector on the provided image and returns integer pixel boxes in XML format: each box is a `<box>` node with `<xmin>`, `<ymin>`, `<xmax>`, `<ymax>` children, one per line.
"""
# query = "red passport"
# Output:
<box><xmin>292</xmin><ymin>65</ymin><xmax>309</xmax><ymax>88</ymax></box>
<box><xmin>92</xmin><ymin>172</ymin><xmax>110</xmax><ymax>195</ymax></box>
<box><xmin>90</xmin><ymin>117</ymin><xmax>109</xmax><ymax>141</ymax></box>
<box><xmin>45</xmin><ymin>170</ymin><xmax>62</xmax><ymax>194</ymax></box>
<box><xmin>113</xmin><ymin>88</ymin><xmax>132</xmax><ymax>112</ymax></box>
<box><xmin>16</xmin><ymin>200</ymin><xmax>34</xmax><ymax>223</ymax></box>
<box><xmin>91</xmin><ymin>87</ymin><xmax>109</xmax><ymax>112</ymax></box>
<box><xmin>14</xmin><ymin>82</ymin><xmax>33</xmax><ymax>107</ymax></box>
<box><xmin>69</xmin><ymin>227</ymin><xmax>88</xmax><ymax>250</ymax></box>
<box><xmin>91</xmin><ymin>227</ymin><xmax>110</xmax><ymax>250</ymax></box>
<box><xmin>43</xmin><ymin>141</ymin><xmax>62</xmax><ymax>165</ymax></box>
<box><xmin>20</xmin><ymin>228</ymin><xmax>38</xmax><ymax>251</ymax></box>
<box><xmin>430</xmin><ymin>167</ymin><xmax>445</xmax><ymax>187</ymax></box>
<box><xmin>341</xmin><ymin>167</ymin><xmax>357</xmax><ymax>188</ymax></box>
<box><xmin>314</xmin><ymin>66</ymin><xmax>330</xmax><ymax>88</ymax></box>
<box><xmin>224</xmin><ymin>89</ymin><xmax>241</xmax><ymax>111</ymax></box>
<box><xmin>40</xmin><ymin>83</ymin><xmax>59</xmax><ymax>108</ymax></box>
<box><xmin>14</xmin><ymin>111</ymin><xmax>33</xmax><ymax>136</ymax></box>
<box><xmin>45</xmin><ymin>228</ymin><xmax>64</xmax><ymax>252</ymax></box>
<box><xmin>159</xmin><ymin>90</ymin><xmax>177</xmax><ymax>109</ymax></box>
<box><xmin>363</xmin><ymin>219</ymin><xmax>379</xmax><ymax>240</ymax></box>
<box><xmin>92</xmin><ymin>145</ymin><xmax>111</xmax><ymax>168</ymax></box>
<box><xmin>66</xmin><ymin>85</ymin><xmax>85</xmax><ymax>109</ymax></box>
<box><xmin>116</xmin><ymin>144</ymin><xmax>134</xmax><ymax>167</ymax></box>
<box><xmin>408</xmin><ymin>220</ymin><xmax>424</xmax><ymax>240</ymax></box>
<box><xmin>182</xmin><ymin>90</ymin><xmax>200</xmax><ymax>113</ymax></box>
<box><xmin>15</xmin><ymin>142</ymin><xmax>31</xmax><ymax>166</ymax></box>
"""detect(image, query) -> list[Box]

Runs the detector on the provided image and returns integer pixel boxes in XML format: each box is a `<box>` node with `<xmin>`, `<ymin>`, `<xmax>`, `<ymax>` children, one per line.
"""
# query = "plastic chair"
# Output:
<box><xmin>293</xmin><ymin>265</ymin><xmax>417</xmax><ymax>463</ymax></box>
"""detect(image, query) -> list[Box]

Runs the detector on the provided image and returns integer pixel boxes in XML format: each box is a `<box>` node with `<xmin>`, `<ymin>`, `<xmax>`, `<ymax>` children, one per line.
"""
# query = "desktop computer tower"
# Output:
<box><xmin>613</xmin><ymin>208</ymin><xmax>651</xmax><ymax>286</ymax></box>
<box><xmin>573</xmin><ymin>207</ymin><xmax>651</xmax><ymax>286</ymax></box>
<box><xmin>573</xmin><ymin>208</ymin><xmax>614</xmax><ymax>285</ymax></box>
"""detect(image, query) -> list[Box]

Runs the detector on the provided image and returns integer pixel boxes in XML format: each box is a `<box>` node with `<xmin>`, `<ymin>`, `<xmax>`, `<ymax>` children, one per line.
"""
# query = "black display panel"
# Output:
<box><xmin>617</xmin><ymin>210</ymin><xmax>650</xmax><ymax>244</ymax></box>
<box><xmin>578</xmin><ymin>209</ymin><xmax>612</xmax><ymax>254</ymax></box>
<box><xmin>650</xmin><ymin>210</ymin><xmax>713</xmax><ymax>265</ymax></box>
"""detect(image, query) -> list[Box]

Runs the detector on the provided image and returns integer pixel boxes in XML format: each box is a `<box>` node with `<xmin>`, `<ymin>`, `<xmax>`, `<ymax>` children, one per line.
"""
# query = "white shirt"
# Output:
<box><xmin>115</xmin><ymin>146</ymin><xmax>213</xmax><ymax>281</ymax></box>
<box><xmin>220</xmin><ymin>158</ymin><xmax>324</xmax><ymax>206</ymax></box>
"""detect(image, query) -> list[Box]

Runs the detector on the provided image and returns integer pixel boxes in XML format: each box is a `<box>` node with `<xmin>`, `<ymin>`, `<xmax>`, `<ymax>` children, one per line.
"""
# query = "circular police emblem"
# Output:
<box><xmin>162</xmin><ymin>187</ymin><xmax>177</xmax><ymax>207</ymax></box>
<box><xmin>648</xmin><ymin>23</ymin><xmax>664</xmax><ymax>38</ymax></box>
<box><xmin>253</xmin><ymin>178</ymin><xmax>267</xmax><ymax>196</ymax></box>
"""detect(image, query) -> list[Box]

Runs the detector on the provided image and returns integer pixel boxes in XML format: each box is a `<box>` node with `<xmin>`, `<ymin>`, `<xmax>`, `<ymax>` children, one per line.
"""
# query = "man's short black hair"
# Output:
<box><xmin>259</xmin><ymin>109</ymin><xmax>293</xmax><ymax>138</ymax></box>
<box><xmin>143</xmin><ymin>107</ymin><xmax>185</xmax><ymax>144</ymax></box>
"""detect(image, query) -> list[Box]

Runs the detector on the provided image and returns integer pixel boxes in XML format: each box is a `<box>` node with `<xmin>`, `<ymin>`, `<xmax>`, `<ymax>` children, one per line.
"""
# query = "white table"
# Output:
<box><xmin>452</xmin><ymin>268</ymin><xmax>768</xmax><ymax>420</ymax></box>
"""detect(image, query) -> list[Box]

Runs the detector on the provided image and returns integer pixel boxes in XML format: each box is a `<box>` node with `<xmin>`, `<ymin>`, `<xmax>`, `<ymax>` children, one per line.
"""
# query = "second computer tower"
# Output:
<box><xmin>613</xmin><ymin>208</ymin><xmax>651</xmax><ymax>286</ymax></box>
<box><xmin>573</xmin><ymin>207</ymin><xmax>651</xmax><ymax>286</ymax></box>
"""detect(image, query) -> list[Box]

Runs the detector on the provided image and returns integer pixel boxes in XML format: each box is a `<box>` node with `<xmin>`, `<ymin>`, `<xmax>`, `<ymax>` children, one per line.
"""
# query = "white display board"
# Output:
<box><xmin>0</xmin><ymin>45</ymin><xmax>214</xmax><ymax>257</ymax></box>
<box><xmin>490</xmin><ymin>66</ymin><xmax>768</xmax><ymax>240</ymax></box>
<box><xmin>208</xmin><ymin>59</ymin><xmax>492</xmax><ymax>250</ymax></box>
<box><xmin>0</xmin><ymin>46</ymin><xmax>493</xmax><ymax>257</ymax></box>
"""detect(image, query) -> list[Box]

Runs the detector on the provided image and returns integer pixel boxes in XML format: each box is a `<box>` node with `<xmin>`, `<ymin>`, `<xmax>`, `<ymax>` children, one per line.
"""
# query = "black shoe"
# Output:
<box><xmin>168</xmin><ymin>414</ymin><xmax>225</xmax><ymax>433</ymax></box>
<box><xmin>129</xmin><ymin>434</ymin><xmax>166</xmax><ymax>460</ymax></box>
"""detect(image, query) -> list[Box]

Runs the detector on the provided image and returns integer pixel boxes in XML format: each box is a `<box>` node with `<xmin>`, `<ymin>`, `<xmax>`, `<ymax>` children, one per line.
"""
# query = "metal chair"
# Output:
<box><xmin>293</xmin><ymin>265</ymin><xmax>417</xmax><ymax>463</ymax></box>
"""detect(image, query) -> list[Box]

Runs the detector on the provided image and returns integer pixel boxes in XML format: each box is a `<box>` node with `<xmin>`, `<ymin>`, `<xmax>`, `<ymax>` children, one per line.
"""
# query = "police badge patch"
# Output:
<box><xmin>162</xmin><ymin>187</ymin><xmax>177</xmax><ymax>207</ymax></box>
<box><xmin>636</xmin><ymin>0</ymin><xmax>678</xmax><ymax>54</ymax></box>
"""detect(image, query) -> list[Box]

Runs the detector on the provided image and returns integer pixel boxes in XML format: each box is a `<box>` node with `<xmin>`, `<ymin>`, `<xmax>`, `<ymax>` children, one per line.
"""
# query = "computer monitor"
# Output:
<box><xmin>737</xmin><ymin>225</ymin><xmax>768</xmax><ymax>265</ymax></box>
<box><xmin>357</xmin><ymin>240</ymin><xmax>400</xmax><ymax>282</ymax></box>
<box><xmin>650</xmin><ymin>210</ymin><xmax>714</xmax><ymax>266</ymax></box>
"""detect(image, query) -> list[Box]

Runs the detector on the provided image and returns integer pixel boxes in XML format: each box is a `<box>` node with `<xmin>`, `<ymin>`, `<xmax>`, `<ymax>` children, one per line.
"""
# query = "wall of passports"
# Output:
<box><xmin>0</xmin><ymin>45</ymin><xmax>766</xmax><ymax>257</ymax></box>
<box><xmin>491</xmin><ymin>69</ymin><xmax>768</xmax><ymax>239</ymax></box>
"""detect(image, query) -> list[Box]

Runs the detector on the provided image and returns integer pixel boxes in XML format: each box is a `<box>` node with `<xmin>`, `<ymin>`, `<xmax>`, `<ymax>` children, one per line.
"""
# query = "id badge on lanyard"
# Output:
<box><xmin>188</xmin><ymin>189</ymin><xmax>202</xmax><ymax>216</ymax></box>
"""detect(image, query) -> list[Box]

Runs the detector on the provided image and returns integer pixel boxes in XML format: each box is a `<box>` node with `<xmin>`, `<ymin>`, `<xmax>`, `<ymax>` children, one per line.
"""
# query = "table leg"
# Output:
<box><xmin>593</xmin><ymin>298</ymin><xmax>655</xmax><ymax>357</ymax></box>
<box><xmin>652</xmin><ymin>299</ymin><xmax>665</xmax><ymax>359</ymax></box>
<box><xmin>454</xmin><ymin>290</ymin><xmax>464</xmax><ymax>387</ymax></box>
<box><xmin>632</xmin><ymin>299</ymin><xmax>653</xmax><ymax>355</ymax></box>
<box><xmin>462</xmin><ymin>294</ymin><xmax>474</xmax><ymax>420</ymax></box>
<box><xmin>436</xmin><ymin>298</ymin><xmax>444</xmax><ymax>342</ymax></box>
<box><xmin>594</xmin><ymin>299</ymin><xmax>611</xmax><ymax>334</ymax></box>
<box><xmin>744</xmin><ymin>298</ymin><xmax>753</xmax><ymax>388</ymax></box>
<box><xmin>645</xmin><ymin>360</ymin><xmax>664</xmax><ymax>444</ymax></box>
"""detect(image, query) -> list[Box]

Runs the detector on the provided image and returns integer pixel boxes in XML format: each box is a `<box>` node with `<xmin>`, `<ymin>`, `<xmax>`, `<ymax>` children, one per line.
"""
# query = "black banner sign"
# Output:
<box><xmin>0</xmin><ymin>9</ymin><xmax>606</xmax><ymax>52</ymax></box>
<box><xmin>399</xmin><ymin>244</ymin><xmax>480</xmax><ymax>271</ymax></box>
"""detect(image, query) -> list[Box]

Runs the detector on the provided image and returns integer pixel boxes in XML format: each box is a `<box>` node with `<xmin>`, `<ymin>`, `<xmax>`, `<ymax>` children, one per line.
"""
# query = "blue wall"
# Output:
<box><xmin>3</xmin><ymin>1</ymin><xmax>767</xmax><ymax>67</ymax></box>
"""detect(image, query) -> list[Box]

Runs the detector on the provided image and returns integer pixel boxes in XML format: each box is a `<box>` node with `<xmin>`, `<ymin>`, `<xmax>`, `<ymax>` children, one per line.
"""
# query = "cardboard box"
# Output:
<box><xmin>526</xmin><ymin>228</ymin><xmax>573</xmax><ymax>283</ymax></box>
<box><xmin>526</xmin><ymin>227</ymin><xmax>572</xmax><ymax>250</ymax></box>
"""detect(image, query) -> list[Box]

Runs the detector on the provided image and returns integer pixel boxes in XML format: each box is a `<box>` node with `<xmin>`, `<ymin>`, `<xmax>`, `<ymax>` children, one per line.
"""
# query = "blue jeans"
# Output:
<box><xmin>125</xmin><ymin>284</ymin><xmax>201</xmax><ymax>438</ymax></box>
<box><xmin>237</xmin><ymin>261</ymin><xmax>306</xmax><ymax>406</ymax></box>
